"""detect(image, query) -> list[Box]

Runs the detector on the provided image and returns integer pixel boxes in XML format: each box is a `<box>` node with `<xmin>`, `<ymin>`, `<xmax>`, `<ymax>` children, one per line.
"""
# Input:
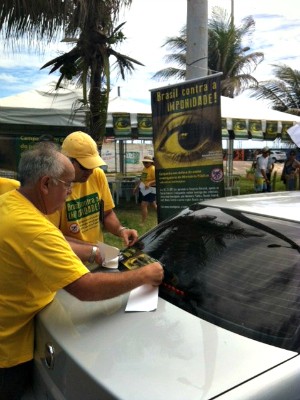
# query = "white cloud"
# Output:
<box><xmin>0</xmin><ymin>72</ymin><xmax>18</xmax><ymax>83</ymax></box>
<box><xmin>111</xmin><ymin>0</ymin><xmax>300</xmax><ymax>101</ymax></box>
<box><xmin>0</xmin><ymin>0</ymin><xmax>300</xmax><ymax>101</ymax></box>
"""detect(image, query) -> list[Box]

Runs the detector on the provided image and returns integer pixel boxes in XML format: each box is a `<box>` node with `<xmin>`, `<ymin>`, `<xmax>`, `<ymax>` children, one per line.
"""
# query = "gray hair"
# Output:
<box><xmin>18</xmin><ymin>143</ymin><xmax>65</xmax><ymax>186</ymax></box>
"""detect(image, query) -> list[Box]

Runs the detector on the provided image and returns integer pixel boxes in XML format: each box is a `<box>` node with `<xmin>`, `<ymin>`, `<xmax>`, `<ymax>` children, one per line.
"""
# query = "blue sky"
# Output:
<box><xmin>0</xmin><ymin>0</ymin><xmax>299</xmax><ymax>102</ymax></box>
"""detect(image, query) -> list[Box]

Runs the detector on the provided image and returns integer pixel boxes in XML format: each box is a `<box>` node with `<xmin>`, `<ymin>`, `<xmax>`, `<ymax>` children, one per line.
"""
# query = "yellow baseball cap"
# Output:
<box><xmin>62</xmin><ymin>131</ymin><xmax>106</xmax><ymax>169</ymax></box>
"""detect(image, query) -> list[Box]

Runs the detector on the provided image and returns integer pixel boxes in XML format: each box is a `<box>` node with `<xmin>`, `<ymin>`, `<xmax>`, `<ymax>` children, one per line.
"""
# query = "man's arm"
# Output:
<box><xmin>66</xmin><ymin>236</ymin><xmax>103</xmax><ymax>265</ymax></box>
<box><xmin>145</xmin><ymin>179</ymin><xmax>156</xmax><ymax>188</ymax></box>
<box><xmin>103</xmin><ymin>209</ymin><xmax>138</xmax><ymax>246</ymax></box>
<box><xmin>260</xmin><ymin>168</ymin><xmax>269</xmax><ymax>184</ymax></box>
<box><xmin>64</xmin><ymin>262</ymin><xmax>164</xmax><ymax>301</ymax></box>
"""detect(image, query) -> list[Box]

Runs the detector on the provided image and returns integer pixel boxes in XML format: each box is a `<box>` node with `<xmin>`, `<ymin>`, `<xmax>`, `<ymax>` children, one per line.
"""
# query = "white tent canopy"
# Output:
<box><xmin>221</xmin><ymin>96</ymin><xmax>300</xmax><ymax>123</ymax></box>
<box><xmin>0</xmin><ymin>84</ymin><xmax>84</xmax><ymax>126</ymax></box>
<box><xmin>0</xmin><ymin>82</ymin><xmax>300</xmax><ymax>136</ymax></box>
<box><xmin>0</xmin><ymin>83</ymin><xmax>150</xmax><ymax>128</ymax></box>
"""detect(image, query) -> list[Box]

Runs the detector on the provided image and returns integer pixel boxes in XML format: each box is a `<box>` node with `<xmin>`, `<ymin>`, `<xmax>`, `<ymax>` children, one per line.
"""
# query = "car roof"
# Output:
<box><xmin>199</xmin><ymin>191</ymin><xmax>300</xmax><ymax>223</ymax></box>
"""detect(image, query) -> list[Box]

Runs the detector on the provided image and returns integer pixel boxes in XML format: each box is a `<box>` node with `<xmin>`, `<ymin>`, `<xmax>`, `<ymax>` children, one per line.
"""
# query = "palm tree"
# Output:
<box><xmin>152</xmin><ymin>7</ymin><xmax>264</xmax><ymax>98</ymax></box>
<box><xmin>0</xmin><ymin>0</ymin><xmax>143</xmax><ymax>143</ymax></box>
<box><xmin>249</xmin><ymin>64</ymin><xmax>300</xmax><ymax>116</ymax></box>
<box><xmin>152</xmin><ymin>26</ymin><xmax>187</xmax><ymax>82</ymax></box>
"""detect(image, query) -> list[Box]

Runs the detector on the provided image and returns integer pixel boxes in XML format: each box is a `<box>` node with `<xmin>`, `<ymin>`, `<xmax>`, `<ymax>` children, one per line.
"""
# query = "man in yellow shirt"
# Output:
<box><xmin>47</xmin><ymin>131</ymin><xmax>139</xmax><ymax>265</ymax></box>
<box><xmin>0</xmin><ymin>177</ymin><xmax>20</xmax><ymax>195</ymax></box>
<box><xmin>0</xmin><ymin>144</ymin><xmax>163</xmax><ymax>399</ymax></box>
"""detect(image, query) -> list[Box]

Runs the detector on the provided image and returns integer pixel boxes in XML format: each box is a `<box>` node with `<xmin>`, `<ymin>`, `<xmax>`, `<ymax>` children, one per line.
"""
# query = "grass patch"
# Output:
<box><xmin>240</xmin><ymin>172</ymin><xmax>285</xmax><ymax>193</ymax></box>
<box><xmin>104</xmin><ymin>201</ymin><xmax>158</xmax><ymax>248</ymax></box>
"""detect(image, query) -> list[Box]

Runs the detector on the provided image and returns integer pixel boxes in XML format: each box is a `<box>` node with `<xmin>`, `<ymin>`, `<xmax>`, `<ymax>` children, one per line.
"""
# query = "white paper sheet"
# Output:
<box><xmin>139</xmin><ymin>182</ymin><xmax>152</xmax><ymax>196</ymax></box>
<box><xmin>288</xmin><ymin>124</ymin><xmax>300</xmax><ymax>147</ymax></box>
<box><xmin>125</xmin><ymin>284</ymin><xmax>159</xmax><ymax>312</ymax></box>
<box><xmin>97</xmin><ymin>242</ymin><xmax>120</xmax><ymax>269</ymax></box>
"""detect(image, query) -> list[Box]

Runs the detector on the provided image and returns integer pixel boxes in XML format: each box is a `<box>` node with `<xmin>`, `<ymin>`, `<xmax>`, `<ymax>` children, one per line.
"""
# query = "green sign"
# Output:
<box><xmin>151</xmin><ymin>74</ymin><xmax>224</xmax><ymax>222</ymax></box>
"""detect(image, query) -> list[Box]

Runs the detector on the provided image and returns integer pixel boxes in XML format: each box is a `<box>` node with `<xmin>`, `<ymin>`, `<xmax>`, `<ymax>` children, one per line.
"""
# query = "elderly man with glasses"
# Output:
<box><xmin>0</xmin><ymin>144</ymin><xmax>163</xmax><ymax>400</ymax></box>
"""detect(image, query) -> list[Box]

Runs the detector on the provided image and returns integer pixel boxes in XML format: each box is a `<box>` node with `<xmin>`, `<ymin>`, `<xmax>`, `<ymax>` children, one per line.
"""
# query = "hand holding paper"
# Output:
<box><xmin>97</xmin><ymin>242</ymin><xmax>120</xmax><ymax>269</ymax></box>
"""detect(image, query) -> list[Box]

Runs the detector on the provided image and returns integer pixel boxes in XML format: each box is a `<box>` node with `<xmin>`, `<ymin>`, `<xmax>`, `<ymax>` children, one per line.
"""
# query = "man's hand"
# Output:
<box><xmin>141</xmin><ymin>262</ymin><xmax>164</xmax><ymax>286</ymax></box>
<box><xmin>65</xmin><ymin>261</ymin><xmax>164</xmax><ymax>301</ymax></box>
<box><xmin>120</xmin><ymin>228</ymin><xmax>138</xmax><ymax>246</ymax></box>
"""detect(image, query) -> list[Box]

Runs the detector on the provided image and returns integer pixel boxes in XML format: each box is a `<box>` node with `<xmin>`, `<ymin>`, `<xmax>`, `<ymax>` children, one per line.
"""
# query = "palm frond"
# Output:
<box><xmin>152</xmin><ymin>67</ymin><xmax>186</xmax><ymax>82</ymax></box>
<box><xmin>250</xmin><ymin>64</ymin><xmax>300</xmax><ymax>113</ymax></box>
<box><xmin>152</xmin><ymin>6</ymin><xmax>264</xmax><ymax>97</ymax></box>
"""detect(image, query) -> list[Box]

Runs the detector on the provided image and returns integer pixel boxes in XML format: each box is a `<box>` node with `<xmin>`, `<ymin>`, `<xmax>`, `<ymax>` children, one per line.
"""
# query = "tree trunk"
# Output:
<box><xmin>88</xmin><ymin>58</ymin><xmax>108</xmax><ymax>147</ymax></box>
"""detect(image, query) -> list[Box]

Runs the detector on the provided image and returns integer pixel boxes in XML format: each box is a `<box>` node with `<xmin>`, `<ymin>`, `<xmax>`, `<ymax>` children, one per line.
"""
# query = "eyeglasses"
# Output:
<box><xmin>53</xmin><ymin>178</ymin><xmax>73</xmax><ymax>189</ymax></box>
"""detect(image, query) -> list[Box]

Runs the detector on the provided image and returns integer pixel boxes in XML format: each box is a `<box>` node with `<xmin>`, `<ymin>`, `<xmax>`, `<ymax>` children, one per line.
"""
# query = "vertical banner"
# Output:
<box><xmin>222</xmin><ymin>118</ymin><xmax>229</xmax><ymax>138</ymax></box>
<box><xmin>232</xmin><ymin>119</ymin><xmax>248</xmax><ymax>139</ymax></box>
<box><xmin>151</xmin><ymin>75</ymin><xmax>224</xmax><ymax>222</ymax></box>
<box><xmin>249</xmin><ymin>119</ymin><xmax>263</xmax><ymax>140</ymax></box>
<box><xmin>281</xmin><ymin>121</ymin><xmax>294</xmax><ymax>141</ymax></box>
<box><xmin>112</xmin><ymin>113</ymin><xmax>131</xmax><ymax>137</ymax></box>
<box><xmin>137</xmin><ymin>114</ymin><xmax>153</xmax><ymax>138</ymax></box>
<box><xmin>265</xmin><ymin>121</ymin><xmax>279</xmax><ymax>141</ymax></box>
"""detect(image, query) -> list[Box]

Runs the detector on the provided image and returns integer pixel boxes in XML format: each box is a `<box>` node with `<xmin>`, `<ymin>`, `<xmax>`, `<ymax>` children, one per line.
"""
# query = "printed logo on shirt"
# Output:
<box><xmin>69</xmin><ymin>223</ymin><xmax>80</xmax><ymax>233</ymax></box>
<box><xmin>66</xmin><ymin>193</ymin><xmax>100</xmax><ymax>221</ymax></box>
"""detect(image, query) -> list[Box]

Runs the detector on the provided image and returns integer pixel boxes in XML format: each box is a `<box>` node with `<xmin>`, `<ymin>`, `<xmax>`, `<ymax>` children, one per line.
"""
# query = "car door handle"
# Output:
<box><xmin>44</xmin><ymin>342</ymin><xmax>55</xmax><ymax>369</ymax></box>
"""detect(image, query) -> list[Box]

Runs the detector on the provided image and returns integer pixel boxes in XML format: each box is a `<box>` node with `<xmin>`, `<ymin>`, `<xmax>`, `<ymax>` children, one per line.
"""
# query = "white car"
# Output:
<box><xmin>269</xmin><ymin>150</ymin><xmax>287</xmax><ymax>162</ymax></box>
<box><xmin>25</xmin><ymin>192</ymin><xmax>300</xmax><ymax>400</ymax></box>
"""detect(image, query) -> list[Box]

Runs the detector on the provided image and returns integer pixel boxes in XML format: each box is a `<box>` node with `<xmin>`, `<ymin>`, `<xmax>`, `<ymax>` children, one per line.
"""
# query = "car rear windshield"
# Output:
<box><xmin>128</xmin><ymin>206</ymin><xmax>300</xmax><ymax>352</ymax></box>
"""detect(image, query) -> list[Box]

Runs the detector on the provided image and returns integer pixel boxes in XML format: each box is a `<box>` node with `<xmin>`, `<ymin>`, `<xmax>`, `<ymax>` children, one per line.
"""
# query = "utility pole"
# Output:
<box><xmin>186</xmin><ymin>0</ymin><xmax>208</xmax><ymax>80</ymax></box>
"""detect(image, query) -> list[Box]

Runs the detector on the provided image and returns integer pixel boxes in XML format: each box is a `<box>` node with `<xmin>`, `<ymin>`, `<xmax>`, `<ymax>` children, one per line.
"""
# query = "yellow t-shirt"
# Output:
<box><xmin>0</xmin><ymin>177</ymin><xmax>20</xmax><ymax>195</ymax></box>
<box><xmin>47</xmin><ymin>168</ymin><xmax>115</xmax><ymax>243</ymax></box>
<box><xmin>0</xmin><ymin>190</ymin><xmax>89</xmax><ymax>368</ymax></box>
<box><xmin>141</xmin><ymin>164</ymin><xmax>156</xmax><ymax>185</ymax></box>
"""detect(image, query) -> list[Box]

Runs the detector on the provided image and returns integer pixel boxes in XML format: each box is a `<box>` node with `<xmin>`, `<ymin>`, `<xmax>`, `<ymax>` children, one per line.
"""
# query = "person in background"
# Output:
<box><xmin>0</xmin><ymin>144</ymin><xmax>164</xmax><ymax>400</ymax></box>
<box><xmin>47</xmin><ymin>131</ymin><xmax>138</xmax><ymax>265</ymax></box>
<box><xmin>0</xmin><ymin>177</ymin><xmax>20</xmax><ymax>195</ymax></box>
<box><xmin>281</xmin><ymin>150</ymin><xmax>300</xmax><ymax>190</ymax></box>
<box><xmin>251</xmin><ymin>149</ymin><xmax>261</xmax><ymax>170</ymax></box>
<box><xmin>133</xmin><ymin>155</ymin><xmax>157</xmax><ymax>225</ymax></box>
<box><xmin>254</xmin><ymin>146</ymin><xmax>270</xmax><ymax>193</ymax></box>
<box><xmin>266</xmin><ymin>150</ymin><xmax>275</xmax><ymax>192</ymax></box>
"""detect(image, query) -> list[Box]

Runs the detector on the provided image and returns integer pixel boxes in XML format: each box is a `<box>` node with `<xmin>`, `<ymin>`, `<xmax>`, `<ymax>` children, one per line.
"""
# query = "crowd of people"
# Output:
<box><xmin>253</xmin><ymin>146</ymin><xmax>300</xmax><ymax>192</ymax></box>
<box><xmin>0</xmin><ymin>132</ymin><xmax>163</xmax><ymax>399</ymax></box>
